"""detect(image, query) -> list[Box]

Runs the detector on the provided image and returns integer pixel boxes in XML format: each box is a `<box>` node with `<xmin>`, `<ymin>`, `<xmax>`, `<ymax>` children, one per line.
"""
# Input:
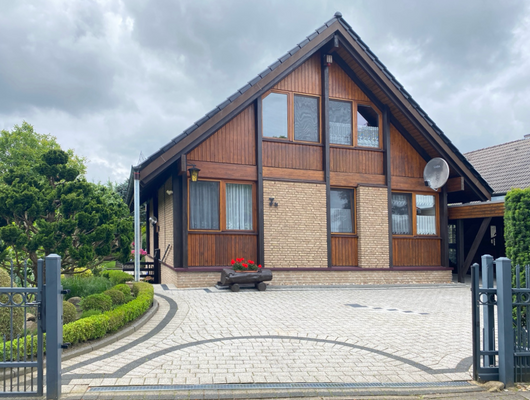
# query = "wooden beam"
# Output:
<box><xmin>190</xmin><ymin>161</ymin><xmax>257</xmax><ymax>181</ymax></box>
<box><xmin>383</xmin><ymin>105</ymin><xmax>393</xmax><ymax>268</ymax></box>
<box><xmin>447</xmin><ymin>177</ymin><xmax>464</xmax><ymax>192</ymax></box>
<box><xmin>448</xmin><ymin>202</ymin><xmax>505</xmax><ymax>219</ymax></box>
<box><xmin>457</xmin><ymin>219</ymin><xmax>464</xmax><ymax>282</ymax></box>
<box><xmin>182</xmin><ymin>175</ymin><xmax>188</xmax><ymax>268</ymax></box>
<box><xmin>256</xmin><ymin>97</ymin><xmax>265</xmax><ymax>267</ymax></box>
<box><xmin>440</xmin><ymin>185</ymin><xmax>449</xmax><ymax>268</ymax></box>
<box><xmin>330</xmin><ymin>171</ymin><xmax>385</xmax><ymax>186</ymax></box>
<box><xmin>264</xmin><ymin>167</ymin><xmax>324</xmax><ymax>182</ymax></box>
<box><xmin>173</xmin><ymin>172</ymin><xmax>182</xmax><ymax>268</ymax></box>
<box><xmin>322</xmin><ymin>55</ymin><xmax>332</xmax><ymax>268</ymax></box>
<box><xmin>460</xmin><ymin>217</ymin><xmax>492</xmax><ymax>279</ymax></box>
<box><xmin>392</xmin><ymin>176</ymin><xmax>440</xmax><ymax>192</ymax></box>
<box><xmin>177</xmin><ymin>155</ymin><xmax>187</xmax><ymax>175</ymax></box>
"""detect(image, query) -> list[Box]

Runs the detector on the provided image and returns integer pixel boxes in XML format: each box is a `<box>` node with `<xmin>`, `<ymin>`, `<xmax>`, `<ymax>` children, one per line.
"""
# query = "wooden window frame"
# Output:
<box><xmin>262</xmin><ymin>90</ymin><xmax>321</xmax><ymax>144</ymax></box>
<box><xmin>188</xmin><ymin>178</ymin><xmax>257</xmax><ymax>233</ymax></box>
<box><xmin>329</xmin><ymin>97</ymin><xmax>382</xmax><ymax>150</ymax></box>
<box><xmin>330</xmin><ymin>187</ymin><xmax>357</xmax><ymax>236</ymax></box>
<box><xmin>391</xmin><ymin>190</ymin><xmax>439</xmax><ymax>238</ymax></box>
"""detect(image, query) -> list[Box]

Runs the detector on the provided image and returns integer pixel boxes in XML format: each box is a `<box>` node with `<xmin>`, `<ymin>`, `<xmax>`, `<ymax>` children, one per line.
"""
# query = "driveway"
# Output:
<box><xmin>60</xmin><ymin>282</ymin><xmax>473</xmax><ymax>396</ymax></box>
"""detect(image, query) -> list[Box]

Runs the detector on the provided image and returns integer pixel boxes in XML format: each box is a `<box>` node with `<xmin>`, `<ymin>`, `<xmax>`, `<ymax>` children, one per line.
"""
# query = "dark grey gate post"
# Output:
<box><xmin>482</xmin><ymin>255</ymin><xmax>495</xmax><ymax>368</ymax></box>
<box><xmin>45</xmin><ymin>254</ymin><xmax>63</xmax><ymax>400</ymax></box>
<box><xmin>496</xmin><ymin>257</ymin><xmax>514</xmax><ymax>387</ymax></box>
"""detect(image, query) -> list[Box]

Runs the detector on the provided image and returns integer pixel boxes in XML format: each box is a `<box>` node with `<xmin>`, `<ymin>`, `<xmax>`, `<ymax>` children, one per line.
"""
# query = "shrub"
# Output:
<box><xmin>81</xmin><ymin>293</ymin><xmax>112</xmax><ymax>312</ymax></box>
<box><xmin>62</xmin><ymin>300</ymin><xmax>77</xmax><ymax>325</ymax></box>
<box><xmin>0</xmin><ymin>269</ymin><xmax>24</xmax><ymax>338</ymax></box>
<box><xmin>61</xmin><ymin>275</ymin><xmax>112</xmax><ymax>300</ymax></box>
<box><xmin>506</xmin><ymin>187</ymin><xmax>530</xmax><ymax>269</ymax></box>
<box><xmin>80</xmin><ymin>309</ymin><xmax>102</xmax><ymax>319</ymax></box>
<box><xmin>113</xmin><ymin>284</ymin><xmax>131</xmax><ymax>297</ymax></box>
<box><xmin>132</xmin><ymin>284</ymin><xmax>140</xmax><ymax>297</ymax></box>
<box><xmin>103</xmin><ymin>289</ymin><xmax>126</xmax><ymax>305</ymax></box>
<box><xmin>101</xmin><ymin>270</ymin><xmax>133</xmax><ymax>286</ymax></box>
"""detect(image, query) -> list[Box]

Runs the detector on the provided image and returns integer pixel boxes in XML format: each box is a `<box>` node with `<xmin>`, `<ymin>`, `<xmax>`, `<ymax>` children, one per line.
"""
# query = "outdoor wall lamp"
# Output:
<box><xmin>188</xmin><ymin>164</ymin><xmax>200</xmax><ymax>182</ymax></box>
<box><xmin>149</xmin><ymin>216</ymin><xmax>158</xmax><ymax>226</ymax></box>
<box><xmin>166</xmin><ymin>190</ymin><xmax>173</xmax><ymax>195</ymax></box>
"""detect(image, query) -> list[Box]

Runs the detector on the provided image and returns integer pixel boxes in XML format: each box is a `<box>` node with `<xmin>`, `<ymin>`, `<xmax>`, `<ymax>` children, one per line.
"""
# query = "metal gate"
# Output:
<box><xmin>0</xmin><ymin>255</ymin><xmax>63</xmax><ymax>399</ymax></box>
<box><xmin>472</xmin><ymin>254</ymin><xmax>530</xmax><ymax>386</ymax></box>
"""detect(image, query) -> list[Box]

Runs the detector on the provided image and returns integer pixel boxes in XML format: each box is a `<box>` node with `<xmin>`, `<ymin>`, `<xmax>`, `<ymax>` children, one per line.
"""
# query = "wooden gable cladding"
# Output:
<box><xmin>187</xmin><ymin>105</ymin><xmax>256</xmax><ymax>165</ymax></box>
<box><xmin>330</xmin><ymin>148</ymin><xmax>384</xmax><ymax>174</ymax></box>
<box><xmin>263</xmin><ymin>141</ymin><xmax>323</xmax><ymax>171</ymax></box>
<box><xmin>390</xmin><ymin>124</ymin><xmax>426</xmax><ymax>178</ymax></box>
<box><xmin>272</xmin><ymin>53</ymin><xmax>321</xmax><ymax>95</ymax></box>
<box><xmin>329</xmin><ymin>63</ymin><xmax>369</xmax><ymax>101</ymax></box>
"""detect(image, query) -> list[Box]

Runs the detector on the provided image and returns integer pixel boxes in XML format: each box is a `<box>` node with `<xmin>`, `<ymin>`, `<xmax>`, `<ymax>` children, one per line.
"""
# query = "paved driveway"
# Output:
<box><xmin>61</xmin><ymin>283</ymin><xmax>473</xmax><ymax>395</ymax></box>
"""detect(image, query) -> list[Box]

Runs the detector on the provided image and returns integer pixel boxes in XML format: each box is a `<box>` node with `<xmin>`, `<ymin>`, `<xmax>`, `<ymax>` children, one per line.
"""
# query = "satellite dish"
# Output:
<box><xmin>423</xmin><ymin>158</ymin><xmax>450</xmax><ymax>191</ymax></box>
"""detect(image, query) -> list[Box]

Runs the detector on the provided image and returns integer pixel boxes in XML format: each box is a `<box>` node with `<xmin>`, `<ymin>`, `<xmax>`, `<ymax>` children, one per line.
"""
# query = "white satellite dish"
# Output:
<box><xmin>423</xmin><ymin>158</ymin><xmax>450</xmax><ymax>191</ymax></box>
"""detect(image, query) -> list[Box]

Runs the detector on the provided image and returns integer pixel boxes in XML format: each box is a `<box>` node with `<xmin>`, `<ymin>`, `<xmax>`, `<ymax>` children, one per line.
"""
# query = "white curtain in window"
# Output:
<box><xmin>416</xmin><ymin>194</ymin><xmax>436</xmax><ymax>235</ymax></box>
<box><xmin>226</xmin><ymin>183</ymin><xmax>253</xmax><ymax>230</ymax></box>
<box><xmin>416</xmin><ymin>195</ymin><xmax>435</xmax><ymax>209</ymax></box>
<box><xmin>331</xmin><ymin>209</ymin><xmax>352</xmax><ymax>233</ymax></box>
<box><xmin>392</xmin><ymin>193</ymin><xmax>411</xmax><ymax>234</ymax></box>
<box><xmin>190</xmin><ymin>181</ymin><xmax>219</xmax><ymax>230</ymax></box>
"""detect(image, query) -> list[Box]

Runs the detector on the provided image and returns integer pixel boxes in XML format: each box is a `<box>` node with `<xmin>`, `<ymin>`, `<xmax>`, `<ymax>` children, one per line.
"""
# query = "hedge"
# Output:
<box><xmin>101</xmin><ymin>270</ymin><xmax>134</xmax><ymax>286</ymax></box>
<box><xmin>0</xmin><ymin>282</ymin><xmax>154</xmax><ymax>359</ymax></box>
<box><xmin>505</xmin><ymin>187</ymin><xmax>530</xmax><ymax>269</ymax></box>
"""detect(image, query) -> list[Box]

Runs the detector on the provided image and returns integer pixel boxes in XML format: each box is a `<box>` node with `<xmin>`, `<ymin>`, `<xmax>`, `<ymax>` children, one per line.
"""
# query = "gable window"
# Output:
<box><xmin>391</xmin><ymin>192</ymin><xmax>437</xmax><ymax>236</ymax></box>
<box><xmin>189</xmin><ymin>180</ymin><xmax>254</xmax><ymax>231</ymax></box>
<box><xmin>263</xmin><ymin>92</ymin><xmax>288</xmax><ymax>139</ymax></box>
<box><xmin>330</xmin><ymin>100</ymin><xmax>352</xmax><ymax>145</ymax></box>
<box><xmin>262</xmin><ymin>91</ymin><xmax>320</xmax><ymax>143</ymax></box>
<box><xmin>330</xmin><ymin>188</ymin><xmax>355</xmax><ymax>233</ymax></box>
<box><xmin>357</xmin><ymin>105</ymin><xmax>379</xmax><ymax>147</ymax></box>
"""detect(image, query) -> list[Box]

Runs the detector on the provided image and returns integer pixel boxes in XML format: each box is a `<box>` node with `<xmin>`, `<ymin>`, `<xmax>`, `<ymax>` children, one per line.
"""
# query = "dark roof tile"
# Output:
<box><xmin>259</xmin><ymin>68</ymin><xmax>272</xmax><ymax>78</ymax></box>
<box><xmin>279</xmin><ymin>53</ymin><xmax>290</xmax><ymax>63</ymax></box>
<box><xmin>228</xmin><ymin>92</ymin><xmax>241</xmax><ymax>102</ymax></box>
<box><xmin>288</xmin><ymin>45</ymin><xmax>301</xmax><ymax>55</ymax></box>
<box><xmin>183</xmin><ymin>124</ymin><xmax>199</xmax><ymax>136</ymax></box>
<box><xmin>315</xmin><ymin>24</ymin><xmax>328</xmax><ymax>34</ymax></box>
<box><xmin>206</xmin><ymin>108</ymin><xmax>220</xmax><ymax>119</ymax></box>
<box><xmin>248</xmin><ymin>76</ymin><xmax>262</xmax><ymax>86</ymax></box>
<box><xmin>307</xmin><ymin>31</ymin><xmax>318</xmax><ymax>41</ymax></box>
<box><xmin>298</xmin><ymin>38</ymin><xmax>310</xmax><ymax>47</ymax></box>
<box><xmin>194</xmin><ymin>115</ymin><xmax>210</xmax><ymax>127</ymax></box>
<box><xmin>218</xmin><ymin>99</ymin><xmax>231</xmax><ymax>110</ymax></box>
<box><xmin>238</xmin><ymin>84</ymin><xmax>251</xmax><ymax>94</ymax></box>
<box><xmin>268</xmin><ymin>60</ymin><xmax>281</xmax><ymax>70</ymax></box>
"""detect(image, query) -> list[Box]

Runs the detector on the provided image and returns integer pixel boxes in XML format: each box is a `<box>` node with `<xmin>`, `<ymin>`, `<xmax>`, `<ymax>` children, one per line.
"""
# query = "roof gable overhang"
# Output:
<box><xmin>128</xmin><ymin>13</ymin><xmax>492</xmax><ymax>206</ymax></box>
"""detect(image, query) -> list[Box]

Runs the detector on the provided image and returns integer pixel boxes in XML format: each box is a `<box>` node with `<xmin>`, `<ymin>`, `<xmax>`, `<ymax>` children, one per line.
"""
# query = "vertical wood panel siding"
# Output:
<box><xmin>188</xmin><ymin>234</ymin><xmax>258</xmax><ymax>266</ymax></box>
<box><xmin>273</xmin><ymin>53</ymin><xmax>321</xmax><ymax>95</ymax></box>
<box><xmin>330</xmin><ymin>148</ymin><xmax>384</xmax><ymax>174</ymax></box>
<box><xmin>392</xmin><ymin>238</ymin><xmax>441</xmax><ymax>266</ymax></box>
<box><xmin>329</xmin><ymin>63</ymin><xmax>370</xmax><ymax>101</ymax></box>
<box><xmin>188</xmin><ymin>105</ymin><xmax>256</xmax><ymax>165</ymax></box>
<box><xmin>390</xmin><ymin>124</ymin><xmax>427</xmax><ymax>178</ymax></box>
<box><xmin>331</xmin><ymin>236</ymin><xmax>358</xmax><ymax>266</ymax></box>
<box><xmin>263</xmin><ymin>142</ymin><xmax>323</xmax><ymax>170</ymax></box>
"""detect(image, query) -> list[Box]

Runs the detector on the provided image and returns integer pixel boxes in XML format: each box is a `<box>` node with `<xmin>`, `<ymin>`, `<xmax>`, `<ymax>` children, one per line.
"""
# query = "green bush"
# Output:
<box><xmin>62</xmin><ymin>300</ymin><xmax>77</xmax><ymax>325</ymax></box>
<box><xmin>103</xmin><ymin>289</ymin><xmax>126</xmax><ymax>305</ymax></box>
<box><xmin>0</xmin><ymin>282</ymin><xmax>154</xmax><ymax>358</ymax></box>
<box><xmin>0</xmin><ymin>269</ymin><xmax>24</xmax><ymax>338</ymax></box>
<box><xmin>81</xmin><ymin>293</ymin><xmax>112</xmax><ymax>312</ymax></box>
<box><xmin>506</xmin><ymin>187</ymin><xmax>530</xmax><ymax>270</ymax></box>
<box><xmin>132</xmin><ymin>284</ymin><xmax>140</xmax><ymax>297</ymax></box>
<box><xmin>113</xmin><ymin>284</ymin><xmax>131</xmax><ymax>297</ymax></box>
<box><xmin>80</xmin><ymin>309</ymin><xmax>102</xmax><ymax>319</ymax></box>
<box><xmin>101</xmin><ymin>270</ymin><xmax>133</xmax><ymax>286</ymax></box>
<box><xmin>61</xmin><ymin>275</ymin><xmax>112</xmax><ymax>300</ymax></box>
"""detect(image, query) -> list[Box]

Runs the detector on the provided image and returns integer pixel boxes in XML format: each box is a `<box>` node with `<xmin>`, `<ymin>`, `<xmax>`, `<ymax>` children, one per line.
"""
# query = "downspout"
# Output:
<box><xmin>134</xmin><ymin>169</ymin><xmax>141</xmax><ymax>282</ymax></box>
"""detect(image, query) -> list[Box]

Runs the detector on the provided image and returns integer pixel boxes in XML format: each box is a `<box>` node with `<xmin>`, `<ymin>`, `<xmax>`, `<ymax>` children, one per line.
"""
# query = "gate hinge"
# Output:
<box><xmin>61</xmin><ymin>343</ymin><xmax>71</xmax><ymax>349</ymax></box>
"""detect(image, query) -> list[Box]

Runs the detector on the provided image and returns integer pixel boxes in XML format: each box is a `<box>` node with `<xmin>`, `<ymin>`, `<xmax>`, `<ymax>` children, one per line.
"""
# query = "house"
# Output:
<box><xmin>448</xmin><ymin>134</ymin><xmax>530</xmax><ymax>281</ymax></box>
<box><xmin>126</xmin><ymin>12</ymin><xmax>493</xmax><ymax>288</ymax></box>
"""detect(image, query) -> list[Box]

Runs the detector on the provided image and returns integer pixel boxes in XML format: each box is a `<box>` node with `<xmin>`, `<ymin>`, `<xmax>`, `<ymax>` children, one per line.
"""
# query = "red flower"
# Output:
<box><xmin>242</xmin><ymin>263</ymin><xmax>248</xmax><ymax>268</ymax></box>
<box><xmin>258</xmin><ymin>264</ymin><xmax>262</xmax><ymax>268</ymax></box>
<box><xmin>248</xmin><ymin>260</ymin><xmax>254</xmax><ymax>264</ymax></box>
<box><xmin>237</xmin><ymin>258</ymin><xmax>244</xmax><ymax>262</ymax></box>
<box><xmin>231</xmin><ymin>259</ymin><xmax>235</xmax><ymax>265</ymax></box>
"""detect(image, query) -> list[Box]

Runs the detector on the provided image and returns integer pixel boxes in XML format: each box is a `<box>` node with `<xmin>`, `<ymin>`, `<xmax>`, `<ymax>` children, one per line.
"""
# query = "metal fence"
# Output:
<box><xmin>472</xmin><ymin>255</ymin><xmax>530</xmax><ymax>386</ymax></box>
<box><xmin>0</xmin><ymin>255</ymin><xmax>63</xmax><ymax>399</ymax></box>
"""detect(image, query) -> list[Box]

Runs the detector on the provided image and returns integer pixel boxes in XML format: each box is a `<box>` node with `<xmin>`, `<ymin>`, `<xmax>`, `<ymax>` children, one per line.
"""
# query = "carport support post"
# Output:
<box><xmin>45</xmin><ymin>254</ymin><xmax>63</xmax><ymax>400</ymax></box>
<box><xmin>134</xmin><ymin>170</ymin><xmax>141</xmax><ymax>282</ymax></box>
<box><xmin>496</xmin><ymin>257</ymin><xmax>514</xmax><ymax>387</ymax></box>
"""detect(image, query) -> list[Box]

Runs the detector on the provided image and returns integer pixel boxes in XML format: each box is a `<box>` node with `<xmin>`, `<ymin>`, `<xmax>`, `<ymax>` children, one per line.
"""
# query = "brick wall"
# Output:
<box><xmin>157</xmin><ymin>178</ymin><xmax>174</xmax><ymax>267</ymax></box>
<box><xmin>357</xmin><ymin>186</ymin><xmax>389</xmax><ymax>268</ymax></box>
<box><xmin>148</xmin><ymin>198</ymin><xmax>155</xmax><ymax>256</ymax></box>
<box><xmin>160</xmin><ymin>268</ymin><xmax>452</xmax><ymax>287</ymax></box>
<box><xmin>263</xmin><ymin>181</ymin><xmax>327</xmax><ymax>268</ymax></box>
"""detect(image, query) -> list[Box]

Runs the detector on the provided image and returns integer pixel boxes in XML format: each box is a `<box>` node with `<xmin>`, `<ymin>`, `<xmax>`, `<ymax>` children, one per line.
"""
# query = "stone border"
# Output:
<box><xmin>62</xmin><ymin>298</ymin><xmax>159</xmax><ymax>362</ymax></box>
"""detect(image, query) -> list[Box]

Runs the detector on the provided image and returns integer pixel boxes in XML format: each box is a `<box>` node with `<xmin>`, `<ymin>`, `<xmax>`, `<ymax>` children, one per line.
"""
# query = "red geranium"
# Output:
<box><xmin>231</xmin><ymin>257</ymin><xmax>259</xmax><ymax>272</ymax></box>
<box><xmin>231</xmin><ymin>259</ymin><xmax>235</xmax><ymax>265</ymax></box>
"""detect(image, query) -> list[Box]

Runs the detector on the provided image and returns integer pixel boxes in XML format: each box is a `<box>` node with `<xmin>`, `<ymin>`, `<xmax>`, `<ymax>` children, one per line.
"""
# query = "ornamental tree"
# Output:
<box><xmin>0</xmin><ymin>124</ymin><xmax>132</xmax><ymax>283</ymax></box>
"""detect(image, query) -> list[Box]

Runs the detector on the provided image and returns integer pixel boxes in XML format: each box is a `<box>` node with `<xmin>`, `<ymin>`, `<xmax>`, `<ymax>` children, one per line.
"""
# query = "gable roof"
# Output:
<box><xmin>127</xmin><ymin>12</ymin><xmax>492</xmax><ymax>205</ymax></box>
<box><xmin>465</xmin><ymin>136</ymin><xmax>530</xmax><ymax>195</ymax></box>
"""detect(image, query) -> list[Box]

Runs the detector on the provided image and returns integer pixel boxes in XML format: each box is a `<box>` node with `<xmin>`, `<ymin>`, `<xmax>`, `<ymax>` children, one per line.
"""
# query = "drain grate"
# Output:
<box><xmin>89</xmin><ymin>381</ymin><xmax>472</xmax><ymax>392</ymax></box>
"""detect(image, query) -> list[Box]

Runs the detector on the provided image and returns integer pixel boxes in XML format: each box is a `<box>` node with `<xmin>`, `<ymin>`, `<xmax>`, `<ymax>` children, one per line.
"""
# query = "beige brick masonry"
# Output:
<box><xmin>157</xmin><ymin>178</ymin><xmax>174</xmax><ymax>267</ymax></box>
<box><xmin>263</xmin><ymin>181</ymin><xmax>327</xmax><ymax>269</ymax></box>
<box><xmin>357</xmin><ymin>186</ymin><xmax>389</xmax><ymax>268</ymax></box>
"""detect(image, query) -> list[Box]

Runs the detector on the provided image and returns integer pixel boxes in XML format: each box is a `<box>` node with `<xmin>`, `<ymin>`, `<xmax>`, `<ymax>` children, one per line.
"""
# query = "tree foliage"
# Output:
<box><xmin>0</xmin><ymin>123</ymin><xmax>133</xmax><ymax>283</ymax></box>
<box><xmin>505</xmin><ymin>187</ymin><xmax>530</xmax><ymax>268</ymax></box>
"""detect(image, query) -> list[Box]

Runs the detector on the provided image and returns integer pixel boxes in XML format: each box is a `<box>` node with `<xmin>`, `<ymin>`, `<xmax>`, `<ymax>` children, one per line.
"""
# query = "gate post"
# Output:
<box><xmin>496</xmin><ymin>257</ymin><xmax>514</xmax><ymax>387</ymax></box>
<box><xmin>45</xmin><ymin>254</ymin><xmax>63</xmax><ymax>400</ymax></box>
<box><xmin>482</xmin><ymin>255</ymin><xmax>495</xmax><ymax>367</ymax></box>
<box><xmin>471</xmin><ymin>263</ymin><xmax>480</xmax><ymax>381</ymax></box>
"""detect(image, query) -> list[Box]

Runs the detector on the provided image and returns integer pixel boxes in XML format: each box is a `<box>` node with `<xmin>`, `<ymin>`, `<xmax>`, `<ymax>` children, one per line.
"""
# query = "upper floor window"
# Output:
<box><xmin>329</xmin><ymin>100</ymin><xmax>380</xmax><ymax>148</ymax></box>
<box><xmin>262</xmin><ymin>91</ymin><xmax>320</xmax><ymax>143</ymax></box>
<box><xmin>391</xmin><ymin>192</ymin><xmax>437</xmax><ymax>236</ymax></box>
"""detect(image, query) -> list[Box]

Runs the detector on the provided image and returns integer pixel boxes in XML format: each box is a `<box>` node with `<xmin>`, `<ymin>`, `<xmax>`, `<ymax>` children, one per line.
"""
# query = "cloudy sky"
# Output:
<box><xmin>1</xmin><ymin>0</ymin><xmax>529</xmax><ymax>183</ymax></box>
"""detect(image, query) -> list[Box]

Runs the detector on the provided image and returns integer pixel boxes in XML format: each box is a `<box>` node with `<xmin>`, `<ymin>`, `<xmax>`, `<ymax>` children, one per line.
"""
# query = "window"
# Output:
<box><xmin>330</xmin><ymin>100</ymin><xmax>352</xmax><ymax>145</ymax></box>
<box><xmin>330</xmin><ymin>188</ymin><xmax>354</xmax><ymax>233</ymax></box>
<box><xmin>189</xmin><ymin>180</ymin><xmax>254</xmax><ymax>231</ymax></box>
<box><xmin>262</xmin><ymin>91</ymin><xmax>320</xmax><ymax>143</ymax></box>
<box><xmin>294</xmin><ymin>95</ymin><xmax>319</xmax><ymax>142</ymax></box>
<box><xmin>391</xmin><ymin>192</ymin><xmax>437</xmax><ymax>236</ymax></box>
<box><xmin>357</xmin><ymin>105</ymin><xmax>379</xmax><ymax>147</ymax></box>
<box><xmin>263</xmin><ymin>92</ymin><xmax>288</xmax><ymax>139</ymax></box>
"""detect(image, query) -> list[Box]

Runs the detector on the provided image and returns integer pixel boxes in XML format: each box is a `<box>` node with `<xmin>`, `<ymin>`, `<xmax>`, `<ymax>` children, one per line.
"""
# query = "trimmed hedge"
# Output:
<box><xmin>113</xmin><ymin>284</ymin><xmax>131</xmax><ymax>297</ymax></box>
<box><xmin>104</xmin><ymin>289</ymin><xmax>126</xmax><ymax>305</ymax></box>
<box><xmin>0</xmin><ymin>282</ymin><xmax>154</xmax><ymax>359</ymax></box>
<box><xmin>81</xmin><ymin>293</ymin><xmax>113</xmax><ymax>312</ymax></box>
<box><xmin>101</xmin><ymin>270</ymin><xmax>134</xmax><ymax>286</ymax></box>
<box><xmin>63</xmin><ymin>300</ymin><xmax>77</xmax><ymax>325</ymax></box>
